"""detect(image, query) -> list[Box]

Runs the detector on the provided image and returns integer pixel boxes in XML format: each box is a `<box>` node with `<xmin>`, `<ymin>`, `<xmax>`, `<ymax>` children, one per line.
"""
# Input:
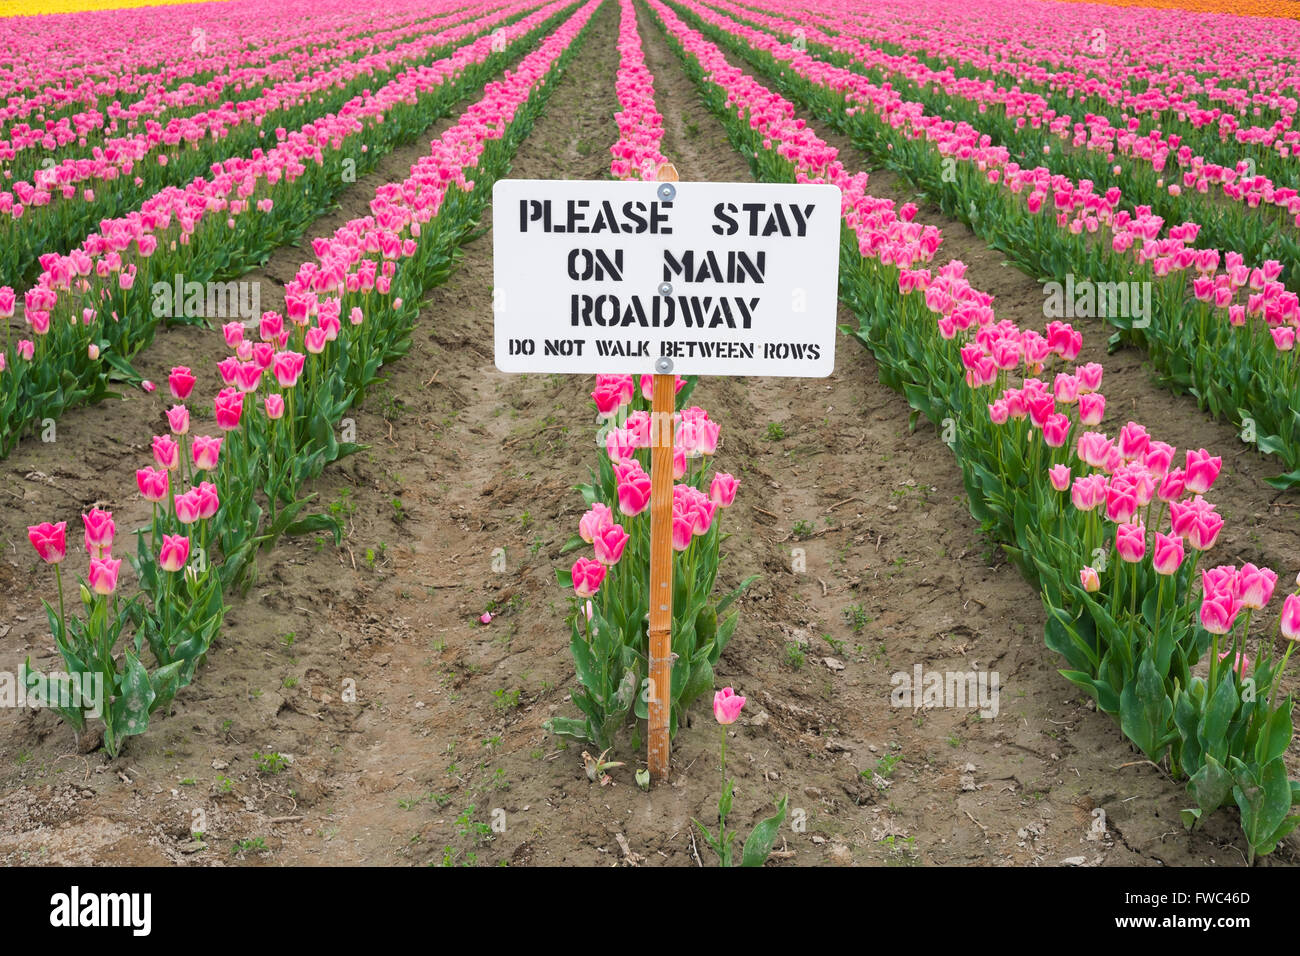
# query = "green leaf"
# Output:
<box><xmin>740</xmin><ymin>794</ymin><xmax>789</xmax><ymax>867</ymax></box>
<box><xmin>1119</xmin><ymin>650</ymin><xmax>1174</xmax><ymax>762</ymax></box>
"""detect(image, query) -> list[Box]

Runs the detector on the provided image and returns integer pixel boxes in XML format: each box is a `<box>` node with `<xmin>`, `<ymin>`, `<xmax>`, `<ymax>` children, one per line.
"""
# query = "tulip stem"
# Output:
<box><xmin>54</xmin><ymin>564</ymin><xmax>65</xmax><ymax>643</ymax></box>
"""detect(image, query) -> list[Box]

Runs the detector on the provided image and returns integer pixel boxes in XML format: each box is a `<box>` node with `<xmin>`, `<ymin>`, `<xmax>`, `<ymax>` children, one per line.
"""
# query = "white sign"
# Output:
<box><xmin>492</xmin><ymin>179</ymin><xmax>841</xmax><ymax>377</ymax></box>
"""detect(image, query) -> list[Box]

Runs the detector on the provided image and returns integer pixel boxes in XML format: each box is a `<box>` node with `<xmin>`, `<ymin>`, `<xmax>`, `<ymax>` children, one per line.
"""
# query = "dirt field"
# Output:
<box><xmin>1</xmin><ymin>1</ymin><xmax>1296</xmax><ymax>866</ymax></box>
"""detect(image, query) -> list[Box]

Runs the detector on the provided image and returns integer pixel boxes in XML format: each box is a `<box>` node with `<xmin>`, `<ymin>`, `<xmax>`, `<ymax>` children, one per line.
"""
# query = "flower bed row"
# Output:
<box><xmin>20</xmin><ymin>0</ymin><xmax>602</xmax><ymax>758</ymax></box>
<box><xmin>681</xmin><ymin>0</ymin><xmax>1300</xmax><ymax>491</ymax></box>
<box><xmin>0</xmin><ymin>0</ymin><xmax>534</xmax><ymax>288</ymax></box>
<box><xmin>649</xmin><ymin>0</ymin><xmax>1300</xmax><ymax>862</ymax></box>
<box><xmin>0</xmin><ymin>0</ymin><xmax>569</xmax><ymax>459</ymax></box>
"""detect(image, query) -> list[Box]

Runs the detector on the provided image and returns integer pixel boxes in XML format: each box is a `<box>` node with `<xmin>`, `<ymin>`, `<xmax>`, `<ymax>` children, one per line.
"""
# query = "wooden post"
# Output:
<box><xmin>647</xmin><ymin>161</ymin><xmax>679</xmax><ymax>782</ymax></box>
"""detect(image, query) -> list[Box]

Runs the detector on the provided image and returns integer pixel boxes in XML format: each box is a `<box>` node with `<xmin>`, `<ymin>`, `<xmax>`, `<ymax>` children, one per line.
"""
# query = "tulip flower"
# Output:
<box><xmin>571</xmin><ymin>557</ymin><xmax>606</xmax><ymax>599</ymax></box>
<box><xmin>710</xmin><ymin>472</ymin><xmax>739</xmax><ymax>507</ymax></box>
<box><xmin>1116</xmin><ymin>522</ymin><xmax>1146</xmax><ymax>563</ymax></box>
<box><xmin>136</xmin><ymin>467</ymin><xmax>169</xmax><ymax>502</ymax></box>
<box><xmin>1238</xmin><ymin>564</ymin><xmax>1277</xmax><ymax>610</ymax></box>
<box><xmin>616</xmin><ymin>473</ymin><xmax>652</xmax><ymax>516</ymax></box>
<box><xmin>713</xmin><ymin>687</ymin><xmax>746</xmax><ymax>725</ymax></box>
<box><xmin>1201</xmin><ymin>592</ymin><xmax>1242</xmax><ymax>635</ymax></box>
<box><xmin>158</xmin><ymin>534</ymin><xmax>191</xmax><ymax>573</ymax></box>
<box><xmin>1183</xmin><ymin>449</ymin><xmax>1222</xmax><ymax>495</ymax></box>
<box><xmin>192</xmin><ymin>435</ymin><xmax>222</xmax><ymax>471</ymax></box>
<box><xmin>82</xmin><ymin>509</ymin><xmax>115</xmax><ymax>559</ymax></box>
<box><xmin>1048</xmin><ymin>464</ymin><xmax>1070</xmax><ymax>492</ymax></box>
<box><xmin>264</xmin><ymin>394</ymin><xmax>285</xmax><ymax>420</ymax></box>
<box><xmin>174</xmin><ymin>489</ymin><xmax>202</xmax><ymax>525</ymax></box>
<box><xmin>213</xmin><ymin>388</ymin><xmax>244</xmax><ymax>431</ymax></box>
<box><xmin>152</xmin><ymin>434</ymin><xmax>180</xmax><ymax>471</ymax></box>
<box><xmin>592</xmin><ymin>524</ymin><xmax>629</xmax><ymax>566</ymax></box>
<box><xmin>579</xmin><ymin>503</ymin><xmax>615</xmax><ymax>543</ymax></box>
<box><xmin>1218</xmin><ymin>650</ymin><xmax>1251</xmax><ymax>680</ymax></box>
<box><xmin>169</xmin><ymin>366</ymin><xmax>196</xmax><ymax>400</ymax></box>
<box><xmin>166</xmin><ymin>404</ymin><xmax>190</xmax><ymax>436</ymax></box>
<box><xmin>192</xmin><ymin>482</ymin><xmax>219</xmax><ymax>520</ymax></box>
<box><xmin>1152</xmin><ymin>532</ymin><xmax>1184</xmax><ymax>576</ymax></box>
<box><xmin>1080</xmin><ymin>566</ymin><xmax>1101</xmax><ymax>592</ymax></box>
<box><xmin>1281</xmin><ymin>594</ymin><xmax>1300</xmax><ymax>642</ymax></box>
<box><xmin>88</xmin><ymin>557</ymin><xmax>121</xmax><ymax>596</ymax></box>
<box><xmin>27</xmin><ymin>522</ymin><xmax>67</xmax><ymax>564</ymax></box>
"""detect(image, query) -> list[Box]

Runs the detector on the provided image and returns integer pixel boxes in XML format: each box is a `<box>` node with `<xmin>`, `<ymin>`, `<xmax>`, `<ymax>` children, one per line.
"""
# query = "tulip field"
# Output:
<box><xmin>2</xmin><ymin>0</ymin><xmax>1300</xmax><ymax>873</ymax></box>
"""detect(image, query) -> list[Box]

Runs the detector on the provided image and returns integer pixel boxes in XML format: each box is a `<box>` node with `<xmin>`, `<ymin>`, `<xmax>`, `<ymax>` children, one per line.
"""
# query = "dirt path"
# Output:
<box><xmin>0</xmin><ymin>0</ymin><xmax>1290</xmax><ymax>866</ymax></box>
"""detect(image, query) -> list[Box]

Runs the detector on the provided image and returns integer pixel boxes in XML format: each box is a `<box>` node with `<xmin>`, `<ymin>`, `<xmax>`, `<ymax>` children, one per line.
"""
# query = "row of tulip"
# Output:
<box><xmin>648</xmin><ymin>0</ymin><xmax>1300</xmax><ymax>862</ymax></box>
<box><xmin>804</xmin><ymin>0</ymin><xmax>1300</xmax><ymax>182</ymax></box>
<box><xmin>733</xmin><ymin>0</ymin><xmax>1300</xmax><ymax>279</ymax></box>
<box><xmin>0</xmin><ymin>0</ymin><xmax>450</xmax><ymax>137</ymax></box>
<box><xmin>552</xmin><ymin>374</ymin><xmax>753</xmax><ymax>749</ymax></box>
<box><xmin>609</xmin><ymin>0</ymin><xmax>668</xmax><ymax>181</ymax></box>
<box><xmin>0</xmin><ymin>0</ymin><xmax>535</xmax><ymax>287</ymax></box>
<box><xmin>20</xmin><ymin>0</ymin><xmax>602</xmax><ymax>757</ymax></box>
<box><xmin>678</xmin><ymin>0</ymin><xmax>1300</xmax><ymax>492</ymax></box>
<box><xmin>0</xmin><ymin>0</ymin><xmax>487</xmax><ymax>180</ymax></box>
<box><xmin>0</xmin><ymin>0</ymin><xmax>570</xmax><ymax>459</ymax></box>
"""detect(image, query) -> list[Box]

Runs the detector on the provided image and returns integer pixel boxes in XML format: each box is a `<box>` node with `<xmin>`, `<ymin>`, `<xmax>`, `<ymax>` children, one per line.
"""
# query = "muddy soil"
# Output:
<box><xmin>0</xmin><ymin>0</ymin><xmax>1293</xmax><ymax>866</ymax></box>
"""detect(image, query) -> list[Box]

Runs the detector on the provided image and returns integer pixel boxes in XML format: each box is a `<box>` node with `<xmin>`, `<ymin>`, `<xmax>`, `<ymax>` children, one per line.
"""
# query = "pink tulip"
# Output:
<box><xmin>1118</xmin><ymin>422</ymin><xmax>1150</xmax><ymax>460</ymax></box>
<box><xmin>617</xmin><ymin>473</ymin><xmax>652</xmax><ymax>516</ymax></box>
<box><xmin>592</xmin><ymin>524</ymin><xmax>629</xmax><ymax>566</ymax></box>
<box><xmin>195</xmin><ymin>482</ymin><xmax>221</xmax><ymax>520</ymax></box>
<box><xmin>1077</xmin><ymin>392</ymin><xmax>1105</xmax><ymax>426</ymax></box>
<box><xmin>191</xmin><ymin>435</ymin><xmax>222</xmax><ymax>471</ymax></box>
<box><xmin>27</xmin><ymin>521</ymin><xmax>67</xmax><ymax>564</ymax></box>
<box><xmin>136</xmin><ymin>467</ymin><xmax>169</xmax><ymax>502</ymax></box>
<box><xmin>1116</xmin><ymin>522</ymin><xmax>1146</xmax><ymax>563</ymax></box>
<box><xmin>169</xmin><ymin>366</ymin><xmax>196</xmax><ymax>400</ymax></box>
<box><xmin>1048</xmin><ymin>464</ymin><xmax>1070</xmax><ymax>491</ymax></box>
<box><xmin>1080</xmin><ymin>566</ymin><xmax>1101</xmax><ymax>592</ymax></box>
<box><xmin>152</xmin><ymin>434</ymin><xmax>180</xmax><ymax>471</ymax></box>
<box><xmin>1200</xmin><ymin>592</ymin><xmax>1242</xmax><ymax>635</ymax></box>
<box><xmin>1218</xmin><ymin>650</ymin><xmax>1251</xmax><ymax>679</ymax></box>
<box><xmin>579</xmin><ymin>503</ymin><xmax>615</xmax><ymax>543</ymax></box>
<box><xmin>222</xmin><ymin>323</ymin><xmax>244</xmax><ymax>348</ymax></box>
<box><xmin>710</xmin><ymin>472</ymin><xmax>739</xmax><ymax>508</ymax></box>
<box><xmin>1076</xmin><ymin>362</ymin><xmax>1104</xmax><ymax>393</ymax></box>
<box><xmin>158</xmin><ymin>534</ymin><xmax>190</xmax><ymax>573</ymax></box>
<box><xmin>88</xmin><ymin>557</ymin><xmax>121</xmax><ymax>596</ymax></box>
<box><xmin>264</xmin><ymin>394</ymin><xmax>285</xmax><ymax>420</ymax></box>
<box><xmin>305</xmin><ymin>326</ymin><xmax>328</xmax><ymax>354</ymax></box>
<box><xmin>571</xmin><ymin>557</ymin><xmax>606</xmax><ymax>599</ymax></box>
<box><xmin>1183</xmin><ymin>449</ymin><xmax>1222</xmax><ymax>494</ymax></box>
<box><xmin>1238</xmin><ymin>564</ymin><xmax>1277</xmax><ymax>610</ymax></box>
<box><xmin>272</xmin><ymin>351</ymin><xmax>305</xmax><ymax>388</ymax></box>
<box><xmin>141</xmin><ymin>380</ymin><xmax>157</xmax><ymax>394</ymax></box>
<box><xmin>1280</xmin><ymin>594</ymin><xmax>1300</xmax><ymax>642</ymax></box>
<box><xmin>671</xmin><ymin>513</ymin><xmax>694</xmax><ymax>551</ymax></box>
<box><xmin>174</xmin><ymin>489</ymin><xmax>202</xmax><ymax>525</ymax></box>
<box><xmin>1187</xmin><ymin>510</ymin><xmax>1224</xmax><ymax>551</ymax></box>
<box><xmin>1157</xmin><ymin>468</ymin><xmax>1186</xmax><ymax>503</ymax></box>
<box><xmin>713</xmin><ymin>687</ymin><xmax>746</xmax><ymax>724</ymax></box>
<box><xmin>1042</xmin><ymin>413</ymin><xmax>1071</xmax><ymax>448</ymax></box>
<box><xmin>166</xmin><ymin>404</ymin><xmax>189</xmax><ymax>436</ymax></box>
<box><xmin>82</xmin><ymin>508</ymin><xmax>115</xmax><ymax>558</ymax></box>
<box><xmin>1152</xmin><ymin>532</ymin><xmax>1184</xmax><ymax>576</ymax></box>
<box><xmin>213</xmin><ymin>388</ymin><xmax>244</xmax><ymax>431</ymax></box>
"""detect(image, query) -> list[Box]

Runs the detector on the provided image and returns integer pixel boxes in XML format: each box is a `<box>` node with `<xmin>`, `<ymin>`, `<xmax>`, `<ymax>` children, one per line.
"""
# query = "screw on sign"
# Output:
<box><xmin>493</xmin><ymin>161</ymin><xmax>840</xmax><ymax>780</ymax></box>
